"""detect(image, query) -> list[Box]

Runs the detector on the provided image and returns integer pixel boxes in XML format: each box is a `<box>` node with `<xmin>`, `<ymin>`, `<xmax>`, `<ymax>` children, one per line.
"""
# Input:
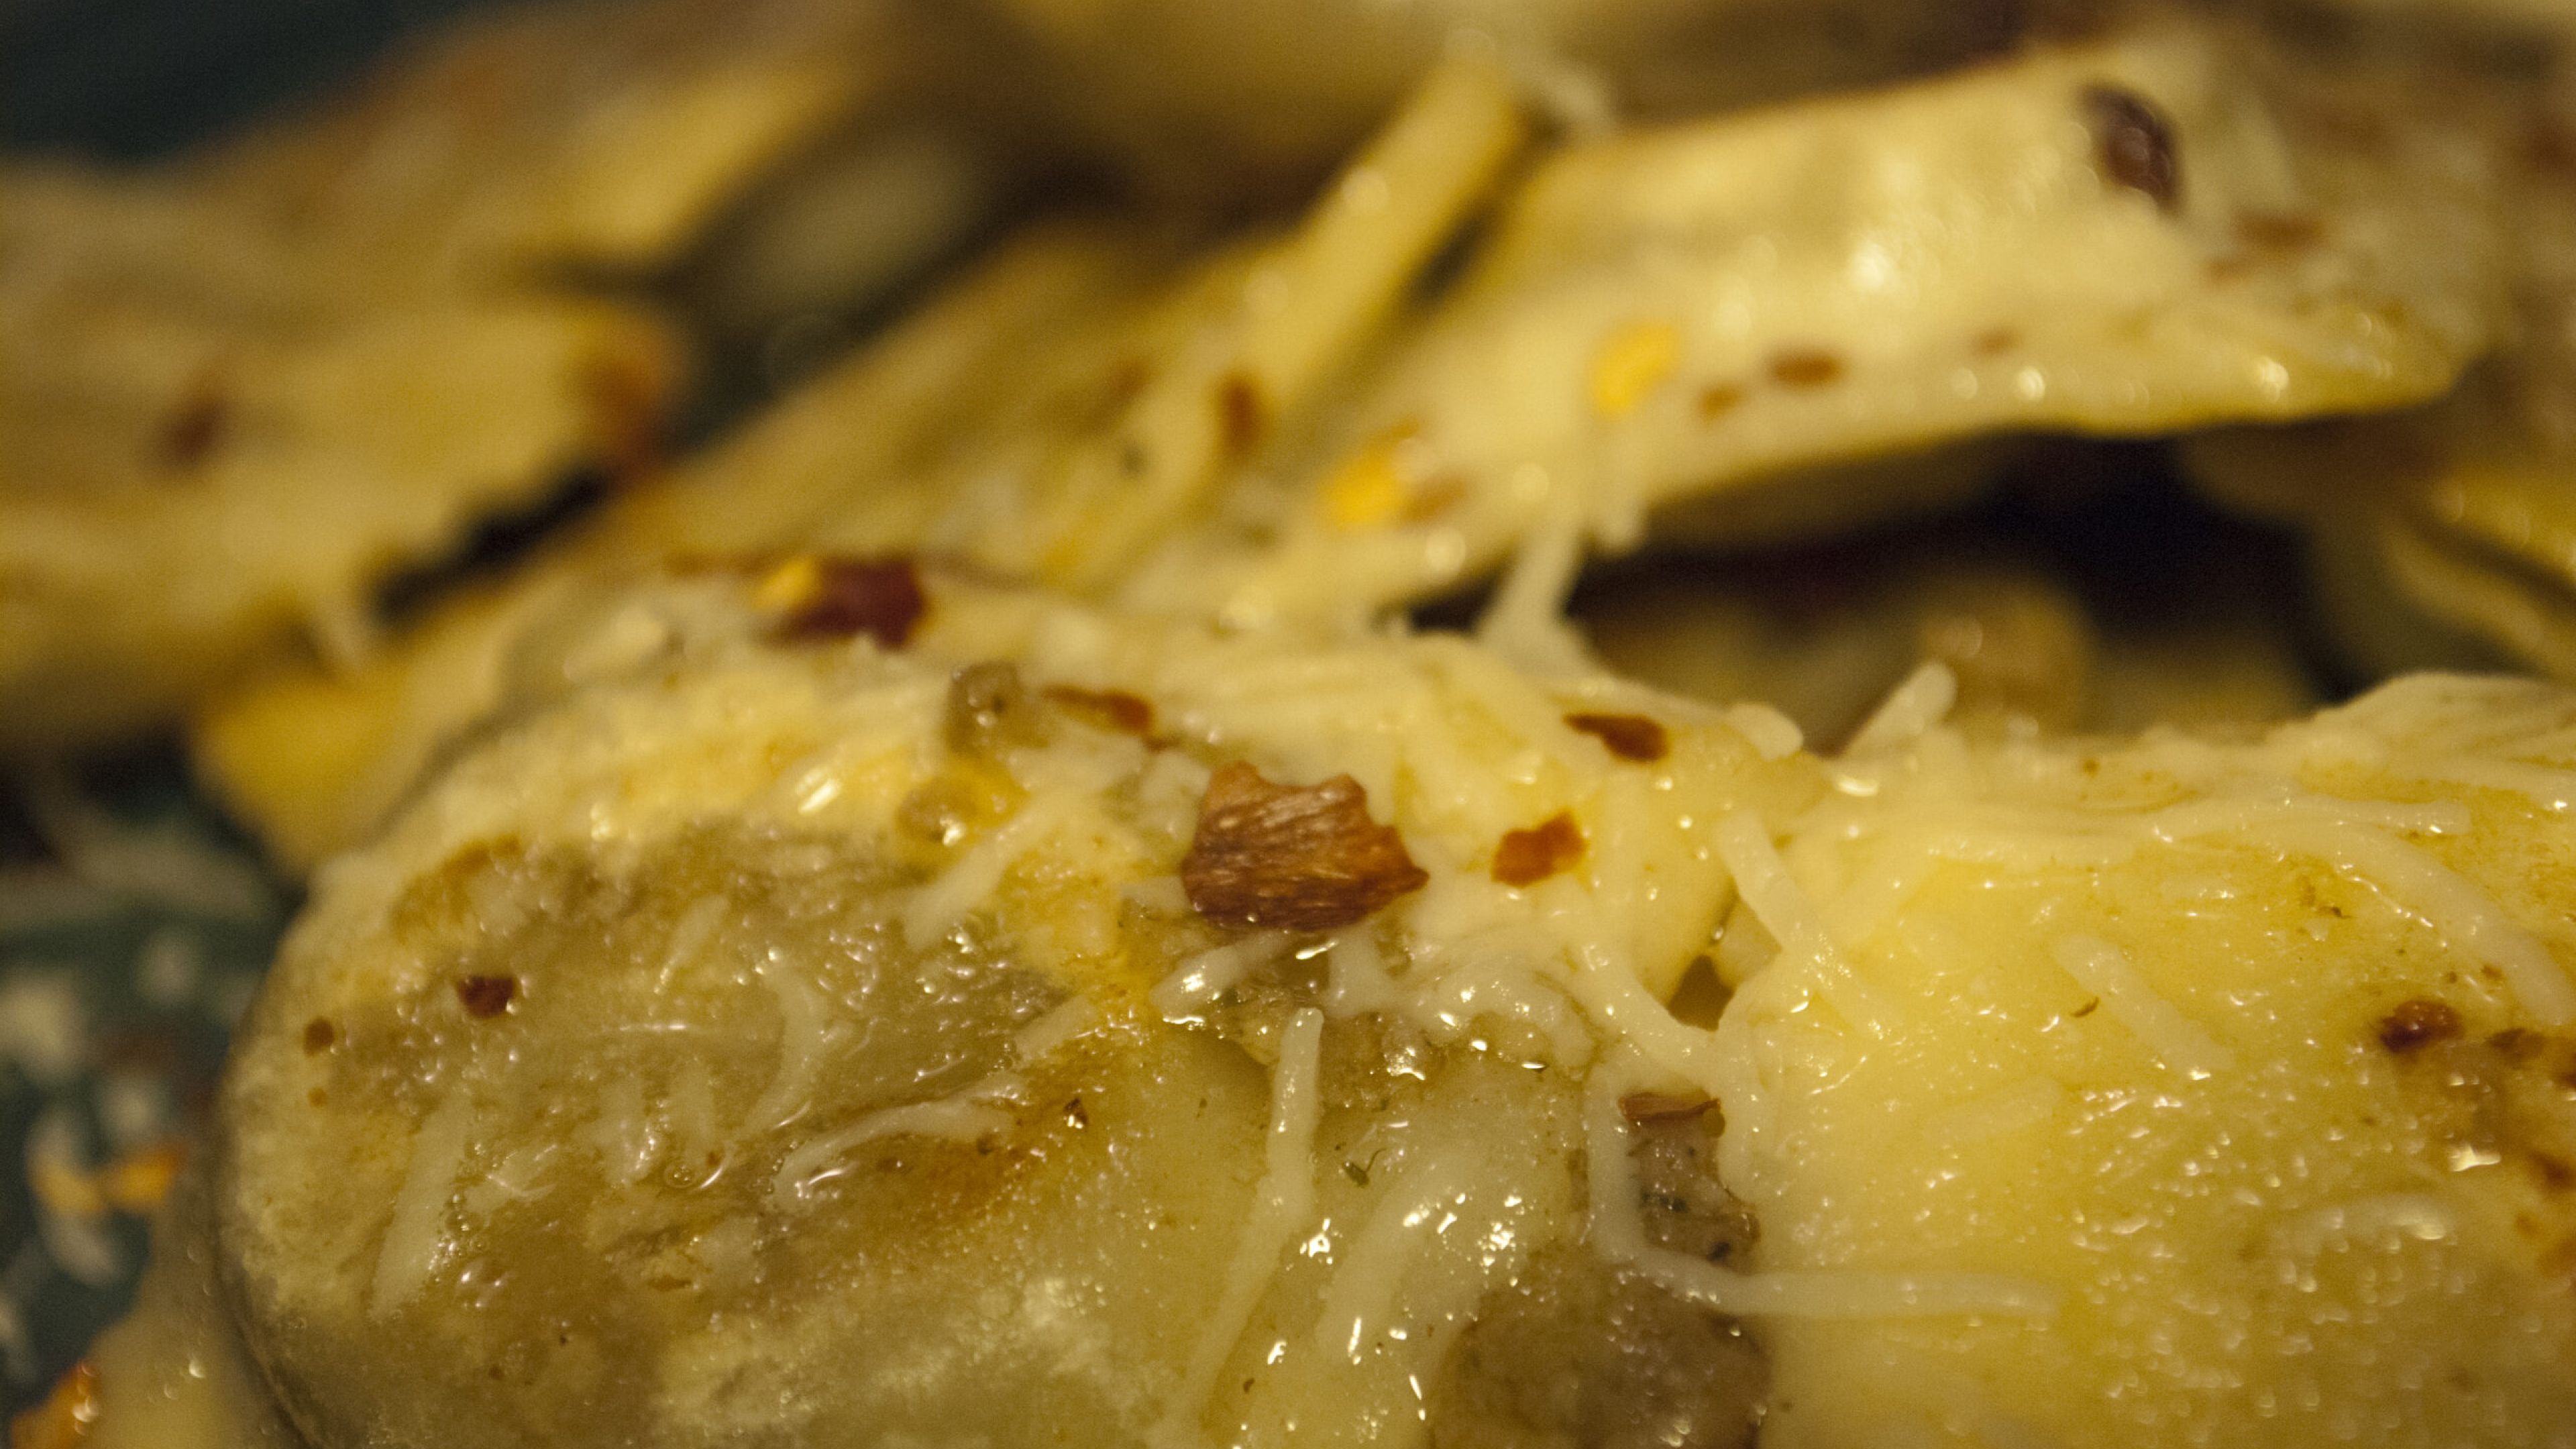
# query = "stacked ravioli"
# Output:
<box><xmin>28</xmin><ymin>2</ymin><xmax>2576</xmax><ymax>1446</ymax></box>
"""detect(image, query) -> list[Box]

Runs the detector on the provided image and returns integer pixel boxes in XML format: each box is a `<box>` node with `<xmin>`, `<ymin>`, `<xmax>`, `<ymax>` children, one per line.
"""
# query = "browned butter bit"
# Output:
<box><xmin>769</xmin><ymin>555</ymin><xmax>926</xmax><ymax>648</ymax></box>
<box><xmin>1493</xmin><ymin>811</ymin><xmax>1585</xmax><ymax>887</ymax></box>
<box><xmin>1565</xmin><ymin>711</ymin><xmax>1670</xmax><ymax>763</ymax></box>
<box><xmin>1042</xmin><ymin>683</ymin><xmax>1156</xmax><ymax>737</ymax></box>
<box><xmin>302</xmin><ymin>1017</ymin><xmax>337</xmax><ymax>1055</ymax></box>
<box><xmin>455</xmin><ymin>975</ymin><xmax>519</xmax><ymax>1018</ymax></box>
<box><xmin>2083</xmin><ymin>83</ymin><xmax>2181</xmax><ymax>212</ymax></box>
<box><xmin>1182</xmin><ymin>762</ymin><xmax>1428</xmax><ymax>931</ymax></box>
<box><xmin>2379</xmin><ymin>997</ymin><xmax>2463</xmax><ymax>1054</ymax></box>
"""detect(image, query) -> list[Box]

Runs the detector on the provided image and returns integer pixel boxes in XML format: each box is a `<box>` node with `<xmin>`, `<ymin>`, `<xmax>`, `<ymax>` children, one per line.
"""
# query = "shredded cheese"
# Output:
<box><xmin>743</xmin><ymin>951</ymin><xmax>833</xmax><ymax>1132</ymax></box>
<box><xmin>1843</xmin><ymin>661</ymin><xmax>1959</xmax><ymax>758</ymax></box>
<box><xmin>1149</xmin><ymin>934</ymin><xmax>1286</xmax><ymax>1020</ymax></box>
<box><xmin>902</xmin><ymin>796</ymin><xmax>1073</xmax><ymax>949</ymax></box>
<box><xmin>2047</xmin><ymin>935</ymin><xmax>2234</xmax><ymax>1079</ymax></box>
<box><xmin>370</xmin><ymin>1091</ymin><xmax>476</xmax><ymax>1317</ymax></box>
<box><xmin>1150</xmin><ymin>1007</ymin><xmax>1325</xmax><ymax>1449</ymax></box>
<box><xmin>1711</xmin><ymin>811</ymin><xmax>1892</xmax><ymax>1038</ymax></box>
<box><xmin>769</xmin><ymin>1095</ymin><xmax>1018</xmax><ymax>1210</ymax></box>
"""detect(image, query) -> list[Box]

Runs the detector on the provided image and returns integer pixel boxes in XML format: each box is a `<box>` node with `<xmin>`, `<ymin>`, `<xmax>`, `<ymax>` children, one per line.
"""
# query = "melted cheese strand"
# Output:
<box><xmin>1711</xmin><ymin>811</ymin><xmax>1892</xmax><ymax>1038</ymax></box>
<box><xmin>1311</xmin><ymin>1147</ymin><xmax>1478</xmax><ymax>1362</ymax></box>
<box><xmin>370</xmin><ymin>1090</ymin><xmax>476</xmax><ymax>1317</ymax></box>
<box><xmin>1322</xmin><ymin>928</ymin><xmax>1403</xmax><ymax>1017</ymax></box>
<box><xmin>1844</xmin><ymin>662</ymin><xmax>1959</xmax><ymax>758</ymax></box>
<box><xmin>902</xmin><ymin>796</ymin><xmax>1073</xmax><ymax>949</ymax></box>
<box><xmin>1149</xmin><ymin>934</ymin><xmax>1287</xmax><ymax>1020</ymax></box>
<box><xmin>1151</xmin><ymin>1007</ymin><xmax>1326</xmax><ymax>1449</ymax></box>
<box><xmin>1640</xmin><ymin>1257</ymin><xmax>2064</xmax><ymax>1320</ymax></box>
<box><xmin>2047</xmin><ymin>935</ymin><xmax>2235</xmax><ymax>1079</ymax></box>
<box><xmin>1010</xmin><ymin>997</ymin><xmax>1101</xmax><ymax>1063</ymax></box>
<box><xmin>769</xmin><ymin>1095</ymin><xmax>1017</xmax><ymax>1210</ymax></box>
<box><xmin>2158</xmin><ymin>812</ymin><xmax>2576</xmax><ymax>1026</ymax></box>
<box><xmin>743</xmin><ymin>950</ymin><xmax>832</xmax><ymax>1132</ymax></box>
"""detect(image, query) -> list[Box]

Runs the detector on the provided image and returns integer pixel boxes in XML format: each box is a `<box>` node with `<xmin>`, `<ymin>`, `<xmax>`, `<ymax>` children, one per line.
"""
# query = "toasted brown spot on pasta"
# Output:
<box><xmin>155</xmin><ymin>378</ymin><xmax>229</xmax><ymax>470</ymax></box>
<box><xmin>455</xmin><ymin>975</ymin><xmax>519</xmax><ymax>1018</ymax></box>
<box><xmin>2236</xmin><ymin>211</ymin><xmax>2324</xmax><ymax>251</ymax></box>
<box><xmin>1043</xmin><ymin>684</ymin><xmax>1156</xmax><ymax>737</ymax></box>
<box><xmin>2379</xmin><ymin>998</ymin><xmax>2462</xmax><ymax>1054</ymax></box>
<box><xmin>303</xmin><ymin>1018</ymin><xmax>336</xmax><ymax>1055</ymax></box>
<box><xmin>1182</xmin><ymin>762</ymin><xmax>1428</xmax><ymax>931</ymax></box>
<box><xmin>1697</xmin><ymin>382</ymin><xmax>1747</xmax><ymax>419</ymax></box>
<box><xmin>1493</xmin><ymin>811</ymin><xmax>1585</xmax><ymax>887</ymax></box>
<box><xmin>1566</xmin><ymin>712</ymin><xmax>1670</xmax><ymax>763</ymax></box>
<box><xmin>1218</xmin><ymin>370</ymin><xmax>1267</xmax><ymax>456</ymax></box>
<box><xmin>1768</xmin><ymin>349</ymin><xmax>1845</xmax><ymax>389</ymax></box>
<box><xmin>2084</xmin><ymin>83</ymin><xmax>2181</xmax><ymax>211</ymax></box>
<box><xmin>1621</xmin><ymin>1091</ymin><xmax>1716</xmax><ymax>1124</ymax></box>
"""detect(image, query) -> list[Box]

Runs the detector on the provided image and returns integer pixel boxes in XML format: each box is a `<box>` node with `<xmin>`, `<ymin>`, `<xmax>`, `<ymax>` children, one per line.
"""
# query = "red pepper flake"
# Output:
<box><xmin>1042</xmin><ymin>684</ymin><xmax>1156</xmax><ymax>737</ymax></box>
<box><xmin>1621</xmin><ymin>1091</ymin><xmax>1715</xmax><ymax>1124</ymax></box>
<box><xmin>1217</xmin><ymin>371</ymin><xmax>1267</xmax><ymax>458</ymax></box>
<box><xmin>767</xmin><ymin>555</ymin><xmax>926</xmax><ymax>648</ymax></box>
<box><xmin>1492</xmin><ymin>810</ymin><xmax>1585</xmax><ymax>887</ymax></box>
<box><xmin>155</xmin><ymin>378</ymin><xmax>229</xmax><ymax>470</ymax></box>
<box><xmin>303</xmin><ymin>1017</ymin><xmax>336</xmax><ymax>1055</ymax></box>
<box><xmin>1768</xmin><ymin>349</ymin><xmax>1845</xmax><ymax>389</ymax></box>
<box><xmin>455</xmin><ymin>975</ymin><xmax>519</xmax><ymax>1018</ymax></box>
<box><xmin>1565</xmin><ymin>712</ymin><xmax>1670</xmax><ymax>763</ymax></box>
<box><xmin>1181</xmin><ymin>762</ymin><xmax>1429</xmax><ymax>932</ymax></box>
<box><xmin>2084</xmin><ymin>83</ymin><xmax>2182</xmax><ymax>212</ymax></box>
<box><xmin>2377</xmin><ymin>998</ymin><xmax>2461</xmax><ymax>1054</ymax></box>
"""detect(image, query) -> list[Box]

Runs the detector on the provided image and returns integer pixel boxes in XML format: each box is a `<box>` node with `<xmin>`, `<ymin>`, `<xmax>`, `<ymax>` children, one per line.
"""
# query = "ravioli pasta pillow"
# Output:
<box><xmin>81</xmin><ymin>559</ymin><xmax>2576</xmax><ymax>1446</ymax></box>
<box><xmin>192</xmin><ymin>54</ymin><xmax>1527</xmax><ymax>868</ymax></box>
<box><xmin>183</xmin><ymin>566</ymin><xmax>1811</xmax><ymax>1448</ymax></box>
<box><xmin>1124</xmin><ymin>19</ymin><xmax>2513</xmax><ymax>630</ymax></box>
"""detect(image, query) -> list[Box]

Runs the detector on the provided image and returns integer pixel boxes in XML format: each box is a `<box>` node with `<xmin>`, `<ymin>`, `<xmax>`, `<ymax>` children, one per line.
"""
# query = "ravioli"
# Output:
<box><xmin>1577</xmin><ymin>528</ymin><xmax>2318</xmax><ymax>747</ymax></box>
<box><xmin>193</xmin><ymin>52</ymin><xmax>1526</xmax><ymax>867</ymax></box>
<box><xmin>92</xmin><ymin>564</ymin><xmax>2576</xmax><ymax>1447</ymax></box>
<box><xmin>173</xmin><ymin>0</ymin><xmax>914</xmax><ymax>289</ymax></box>
<box><xmin>196</xmin><ymin>567</ymin><xmax>1812</xmax><ymax>1448</ymax></box>
<box><xmin>1711</xmin><ymin>669</ymin><xmax>2576</xmax><ymax>1446</ymax></box>
<box><xmin>0</xmin><ymin>0</ymin><xmax>964</xmax><ymax>752</ymax></box>
<box><xmin>0</xmin><ymin>174</ymin><xmax>678</xmax><ymax>750</ymax></box>
<box><xmin>1120</xmin><ymin>19</ymin><xmax>2512</xmax><ymax>629</ymax></box>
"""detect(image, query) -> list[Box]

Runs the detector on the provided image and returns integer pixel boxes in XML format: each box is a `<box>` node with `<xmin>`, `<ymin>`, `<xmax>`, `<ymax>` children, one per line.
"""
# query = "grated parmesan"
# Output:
<box><xmin>769</xmin><ymin>1095</ymin><xmax>1018</xmax><ymax>1210</ymax></box>
<box><xmin>743</xmin><ymin>950</ymin><xmax>833</xmax><ymax>1132</ymax></box>
<box><xmin>1711</xmin><ymin>812</ymin><xmax>1892</xmax><ymax>1038</ymax></box>
<box><xmin>370</xmin><ymin>1091</ymin><xmax>477</xmax><ymax>1317</ymax></box>
<box><xmin>2047</xmin><ymin>935</ymin><xmax>2234</xmax><ymax>1079</ymax></box>
<box><xmin>1150</xmin><ymin>1007</ymin><xmax>1326</xmax><ymax>1449</ymax></box>
<box><xmin>1842</xmin><ymin>662</ymin><xmax>1958</xmax><ymax>758</ymax></box>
